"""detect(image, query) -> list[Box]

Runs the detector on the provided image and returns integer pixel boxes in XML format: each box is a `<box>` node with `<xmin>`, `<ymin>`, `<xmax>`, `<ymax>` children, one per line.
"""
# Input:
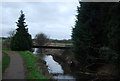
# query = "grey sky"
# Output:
<box><xmin>81</xmin><ymin>0</ymin><xmax>119</xmax><ymax>2</ymax></box>
<box><xmin>1</xmin><ymin>1</ymin><xmax>79</xmax><ymax>39</ymax></box>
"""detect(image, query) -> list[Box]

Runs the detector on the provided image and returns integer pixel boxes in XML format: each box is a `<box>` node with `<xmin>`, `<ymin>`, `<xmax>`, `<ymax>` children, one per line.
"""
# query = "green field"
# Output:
<box><xmin>50</xmin><ymin>43</ymin><xmax>73</xmax><ymax>46</ymax></box>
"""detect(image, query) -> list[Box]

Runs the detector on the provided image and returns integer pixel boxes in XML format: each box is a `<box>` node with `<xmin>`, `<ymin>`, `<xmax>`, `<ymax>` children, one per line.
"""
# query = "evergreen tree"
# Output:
<box><xmin>10</xmin><ymin>10</ymin><xmax>32</xmax><ymax>51</ymax></box>
<box><xmin>108</xmin><ymin>2</ymin><xmax>120</xmax><ymax>78</ymax></box>
<box><xmin>72</xmin><ymin>2</ymin><xmax>115</xmax><ymax>71</ymax></box>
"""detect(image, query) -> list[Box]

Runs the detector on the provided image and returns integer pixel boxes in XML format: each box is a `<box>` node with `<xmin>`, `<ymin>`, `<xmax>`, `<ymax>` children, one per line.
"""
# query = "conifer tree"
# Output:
<box><xmin>108</xmin><ymin>2</ymin><xmax>120</xmax><ymax>78</ymax></box>
<box><xmin>10</xmin><ymin>10</ymin><xmax>32</xmax><ymax>51</ymax></box>
<box><xmin>72</xmin><ymin>2</ymin><xmax>114</xmax><ymax>71</ymax></box>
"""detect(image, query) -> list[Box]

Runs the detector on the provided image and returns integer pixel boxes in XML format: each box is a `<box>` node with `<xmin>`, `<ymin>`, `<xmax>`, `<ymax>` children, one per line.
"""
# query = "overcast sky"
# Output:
<box><xmin>1</xmin><ymin>1</ymin><xmax>79</xmax><ymax>40</ymax></box>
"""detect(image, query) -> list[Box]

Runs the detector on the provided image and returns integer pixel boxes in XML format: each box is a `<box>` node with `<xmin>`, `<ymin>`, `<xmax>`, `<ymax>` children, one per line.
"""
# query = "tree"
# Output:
<box><xmin>10</xmin><ymin>10</ymin><xmax>32</xmax><ymax>51</ymax></box>
<box><xmin>34</xmin><ymin>33</ymin><xmax>49</xmax><ymax>54</ymax></box>
<box><xmin>35</xmin><ymin>33</ymin><xmax>49</xmax><ymax>46</ymax></box>
<box><xmin>107</xmin><ymin>2</ymin><xmax>120</xmax><ymax>78</ymax></box>
<box><xmin>72</xmin><ymin>2</ymin><xmax>116</xmax><ymax>71</ymax></box>
<box><xmin>72</xmin><ymin>3</ymin><xmax>100</xmax><ymax>71</ymax></box>
<box><xmin>3</xmin><ymin>29</ymin><xmax>16</xmax><ymax>48</ymax></box>
<box><xmin>7</xmin><ymin>29</ymin><xmax>16</xmax><ymax>38</ymax></box>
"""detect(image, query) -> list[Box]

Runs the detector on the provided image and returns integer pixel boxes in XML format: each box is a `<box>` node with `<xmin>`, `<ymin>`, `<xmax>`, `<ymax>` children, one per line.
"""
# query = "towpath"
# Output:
<box><xmin>3</xmin><ymin>51</ymin><xmax>25</xmax><ymax>79</ymax></box>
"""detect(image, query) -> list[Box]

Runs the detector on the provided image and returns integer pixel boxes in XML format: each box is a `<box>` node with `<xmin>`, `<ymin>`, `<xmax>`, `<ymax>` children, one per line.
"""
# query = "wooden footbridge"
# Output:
<box><xmin>32</xmin><ymin>46</ymin><xmax>72</xmax><ymax>49</ymax></box>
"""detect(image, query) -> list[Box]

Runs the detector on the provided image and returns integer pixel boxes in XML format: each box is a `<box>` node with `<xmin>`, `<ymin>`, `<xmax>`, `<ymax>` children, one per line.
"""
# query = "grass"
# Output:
<box><xmin>0</xmin><ymin>39</ymin><xmax>5</xmax><ymax>42</ymax></box>
<box><xmin>0</xmin><ymin>40</ymin><xmax>2</xmax><ymax>42</ymax></box>
<box><xmin>50</xmin><ymin>43</ymin><xmax>73</xmax><ymax>46</ymax></box>
<box><xmin>2</xmin><ymin>52</ymin><xmax>10</xmax><ymax>73</ymax></box>
<box><xmin>2</xmin><ymin>48</ymin><xmax>11</xmax><ymax>51</ymax></box>
<box><xmin>17</xmin><ymin>51</ymin><xmax>47</xmax><ymax>79</ymax></box>
<box><xmin>0</xmin><ymin>61</ymin><xmax>2</xmax><ymax>79</ymax></box>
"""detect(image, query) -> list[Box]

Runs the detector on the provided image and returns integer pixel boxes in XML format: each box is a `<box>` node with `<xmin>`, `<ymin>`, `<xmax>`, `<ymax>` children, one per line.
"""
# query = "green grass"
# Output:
<box><xmin>2</xmin><ymin>52</ymin><xmax>10</xmax><ymax>73</ymax></box>
<box><xmin>17</xmin><ymin>51</ymin><xmax>47</xmax><ymax>79</ymax></box>
<box><xmin>2</xmin><ymin>48</ymin><xmax>11</xmax><ymax>50</ymax></box>
<box><xmin>0</xmin><ymin>40</ymin><xmax>2</xmax><ymax>42</ymax></box>
<box><xmin>0</xmin><ymin>39</ymin><xmax>5</xmax><ymax>42</ymax></box>
<box><xmin>0</xmin><ymin>61</ymin><xmax>2</xmax><ymax>79</ymax></box>
<box><xmin>51</xmin><ymin>43</ymin><xmax>73</xmax><ymax>46</ymax></box>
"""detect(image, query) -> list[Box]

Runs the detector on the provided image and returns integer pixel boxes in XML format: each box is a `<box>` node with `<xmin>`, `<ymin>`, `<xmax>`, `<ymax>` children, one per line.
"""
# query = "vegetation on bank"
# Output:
<box><xmin>2</xmin><ymin>52</ymin><xmax>10</xmax><ymax>73</ymax></box>
<box><xmin>17</xmin><ymin>51</ymin><xmax>47</xmax><ymax>79</ymax></box>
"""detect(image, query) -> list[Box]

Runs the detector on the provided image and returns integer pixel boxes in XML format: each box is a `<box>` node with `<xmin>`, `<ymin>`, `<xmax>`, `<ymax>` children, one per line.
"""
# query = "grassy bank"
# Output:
<box><xmin>2</xmin><ymin>52</ymin><xmax>10</xmax><ymax>73</ymax></box>
<box><xmin>17</xmin><ymin>51</ymin><xmax>47</xmax><ymax>79</ymax></box>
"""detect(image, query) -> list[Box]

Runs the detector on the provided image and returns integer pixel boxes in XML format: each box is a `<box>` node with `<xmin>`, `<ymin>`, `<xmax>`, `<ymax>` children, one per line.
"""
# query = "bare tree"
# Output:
<box><xmin>2</xmin><ymin>29</ymin><xmax>16</xmax><ymax>48</ymax></box>
<box><xmin>34</xmin><ymin>33</ymin><xmax>49</xmax><ymax>54</ymax></box>
<box><xmin>7</xmin><ymin>30</ymin><xmax>16</xmax><ymax>38</ymax></box>
<box><xmin>35</xmin><ymin>33</ymin><xmax>49</xmax><ymax>46</ymax></box>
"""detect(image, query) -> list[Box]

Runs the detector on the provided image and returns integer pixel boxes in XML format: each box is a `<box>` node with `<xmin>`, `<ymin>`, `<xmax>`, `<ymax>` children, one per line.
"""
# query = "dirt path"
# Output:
<box><xmin>3</xmin><ymin>51</ymin><xmax>25</xmax><ymax>79</ymax></box>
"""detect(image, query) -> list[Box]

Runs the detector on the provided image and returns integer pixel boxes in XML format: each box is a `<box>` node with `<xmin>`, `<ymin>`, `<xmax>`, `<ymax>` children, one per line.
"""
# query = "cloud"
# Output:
<box><xmin>1</xmin><ymin>2</ymin><xmax>79</xmax><ymax>39</ymax></box>
<box><xmin>2</xmin><ymin>0</ymin><xmax>78</xmax><ymax>2</ymax></box>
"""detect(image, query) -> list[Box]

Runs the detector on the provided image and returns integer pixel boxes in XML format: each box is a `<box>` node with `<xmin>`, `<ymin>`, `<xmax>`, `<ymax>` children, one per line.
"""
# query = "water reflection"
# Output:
<box><xmin>33</xmin><ymin>48</ymin><xmax>76</xmax><ymax>81</ymax></box>
<box><xmin>44</xmin><ymin>55</ymin><xmax>64</xmax><ymax>74</ymax></box>
<box><xmin>53</xmin><ymin>75</ymin><xmax>76</xmax><ymax>81</ymax></box>
<box><xmin>33</xmin><ymin>48</ymin><xmax>38</xmax><ymax>54</ymax></box>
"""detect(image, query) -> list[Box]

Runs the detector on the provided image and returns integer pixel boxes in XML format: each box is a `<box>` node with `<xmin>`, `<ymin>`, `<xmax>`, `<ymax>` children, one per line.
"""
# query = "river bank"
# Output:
<box><xmin>17</xmin><ymin>51</ymin><xmax>50</xmax><ymax>79</ymax></box>
<box><xmin>39</xmin><ymin>48</ymin><xmax>118</xmax><ymax>81</ymax></box>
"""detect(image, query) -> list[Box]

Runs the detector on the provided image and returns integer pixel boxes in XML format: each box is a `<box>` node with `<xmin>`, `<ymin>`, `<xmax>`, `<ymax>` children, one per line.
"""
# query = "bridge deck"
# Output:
<box><xmin>33</xmin><ymin>46</ymin><xmax>72</xmax><ymax>49</ymax></box>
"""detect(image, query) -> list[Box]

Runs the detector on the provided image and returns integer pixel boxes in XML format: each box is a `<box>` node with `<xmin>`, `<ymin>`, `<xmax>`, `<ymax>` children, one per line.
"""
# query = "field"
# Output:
<box><xmin>49</xmin><ymin>43</ymin><xmax>73</xmax><ymax>47</ymax></box>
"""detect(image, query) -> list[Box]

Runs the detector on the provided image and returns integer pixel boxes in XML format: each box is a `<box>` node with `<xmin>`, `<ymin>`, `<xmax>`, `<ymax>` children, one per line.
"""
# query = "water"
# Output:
<box><xmin>33</xmin><ymin>48</ymin><xmax>38</xmax><ymax>54</ymax></box>
<box><xmin>43</xmin><ymin>55</ymin><xmax>64</xmax><ymax>74</ymax></box>
<box><xmin>33</xmin><ymin>48</ymin><xmax>76</xmax><ymax>81</ymax></box>
<box><xmin>53</xmin><ymin>75</ymin><xmax>75</xmax><ymax>81</ymax></box>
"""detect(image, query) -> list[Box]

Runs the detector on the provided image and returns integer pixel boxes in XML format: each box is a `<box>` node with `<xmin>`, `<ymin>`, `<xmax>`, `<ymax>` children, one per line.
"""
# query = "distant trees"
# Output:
<box><xmin>35</xmin><ymin>33</ymin><xmax>49</xmax><ymax>46</ymax></box>
<box><xmin>72</xmin><ymin>2</ymin><xmax>120</xmax><ymax>73</ymax></box>
<box><xmin>10</xmin><ymin>10</ymin><xmax>32</xmax><ymax>51</ymax></box>
<box><xmin>8</xmin><ymin>29</ymin><xmax>16</xmax><ymax>38</ymax></box>
<box><xmin>2</xmin><ymin>30</ymin><xmax>16</xmax><ymax>48</ymax></box>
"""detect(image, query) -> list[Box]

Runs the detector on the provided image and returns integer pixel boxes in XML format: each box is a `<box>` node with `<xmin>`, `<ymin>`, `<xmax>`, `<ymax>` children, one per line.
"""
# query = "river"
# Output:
<box><xmin>33</xmin><ymin>48</ymin><xmax>76</xmax><ymax>81</ymax></box>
